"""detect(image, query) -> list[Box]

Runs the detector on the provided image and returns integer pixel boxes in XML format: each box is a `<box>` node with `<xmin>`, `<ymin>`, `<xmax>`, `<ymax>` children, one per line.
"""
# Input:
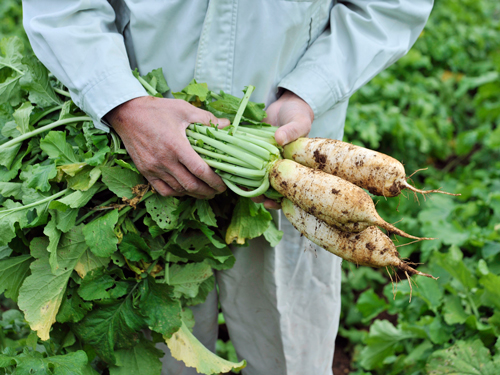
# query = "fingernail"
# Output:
<box><xmin>216</xmin><ymin>184</ymin><xmax>227</xmax><ymax>193</ymax></box>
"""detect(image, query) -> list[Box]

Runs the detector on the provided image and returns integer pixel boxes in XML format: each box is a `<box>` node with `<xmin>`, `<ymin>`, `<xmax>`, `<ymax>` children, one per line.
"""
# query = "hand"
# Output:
<box><xmin>106</xmin><ymin>96</ymin><xmax>230</xmax><ymax>198</ymax></box>
<box><xmin>252</xmin><ymin>90</ymin><xmax>314</xmax><ymax>209</ymax></box>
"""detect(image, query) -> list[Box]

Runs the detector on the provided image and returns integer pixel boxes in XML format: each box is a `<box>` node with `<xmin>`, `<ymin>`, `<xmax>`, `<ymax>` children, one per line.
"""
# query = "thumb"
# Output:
<box><xmin>274</xmin><ymin>121</ymin><xmax>310</xmax><ymax>146</ymax></box>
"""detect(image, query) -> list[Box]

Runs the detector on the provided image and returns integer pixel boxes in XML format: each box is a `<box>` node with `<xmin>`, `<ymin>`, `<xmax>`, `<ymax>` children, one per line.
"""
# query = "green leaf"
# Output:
<box><xmin>85</xmin><ymin>146</ymin><xmax>110</xmax><ymax>167</ymax></box>
<box><xmin>356</xmin><ymin>289</ymin><xmax>389</xmax><ymax>323</ymax></box>
<box><xmin>0</xmin><ymin>146</ymin><xmax>26</xmax><ymax>182</ymax></box>
<box><xmin>443</xmin><ymin>295</ymin><xmax>469</xmax><ymax>325</ymax></box>
<box><xmin>110</xmin><ymin>338</ymin><xmax>164</xmax><ymax>375</ymax></box>
<box><xmin>56</xmin><ymin>287</ymin><xmax>92</xmax><ymax>324</ymax></box>
<box><xmin>101</xmin><ymin>166</ymin><xmax>144</xmax><ymax>199</ymax></box>
<box><xmin>78</xmin><ymin>268</ymin><xmax>115</xmax><ymax>301</ymax></box>
<box><xmin>263</xmin><ymin>220</ymin><xmax>283</xmax><ymax>247</ymax></box>
<box><xmin>12</xmin><ymin>101</ymin><xmax>34</xmax><ymax>134</ymax></box>
<box><xmin>479</xmin><ymin>273</ymin><xmax>500</xmax><ymax>310</ymax></box>
<box><xmin>0</xmin><ymin>254</ymin><xmax>31</xmax><ymax>302</ymax></box>
<box><xmin>172</xmin><ymin>80</ymin><xmax>208</xmax><ymax>102</ymax></box>
<box><xmin>0</xmin><ymin>142</ymin><xmax>21</xmax><ymax>169</ymax></box>
<box><xmin>139</xmin><ymin>277</ymin><xmax>182</xmax><ymax>338</ymax></box>
<box><xmin>72</xmin><ymin>297</ymin><xmax>145</xmax><ymax>364</ymax></box>
<box><xmin>67</xmin><ymin>166</ymin><xmax>101</xmax><ymax>191</ymax></box>
<box><xmin>225</xmin><ymin>198</ymin><xmax>272</xmax><ymax>245</ymax></box>
<box><xmin>43</xmin><ymin>214</ymin><xmax>62</xmax><ymax>273</ymax></box>
<box><xmin>0</xmin><ymin>37</ymin><xmax>25</xmax><ymax>106</ymax></box>
<box><xmin>0</xmin><ymin>182</ymin><xmax>23</xmax><ymax>199</ymax></box>
<box><xmin>165</xmin><ymin>321</ymin><xmax>246</xmax><ymax>374</ymax></box>
<box><xmin>13</xmin><ymin>350</ymin><xmax>89</xmax><ymax>375</ymax></box>
<box><xmin>18</xmin><ymin>226</ymin><xmax>88</xmax><ymax>340</ymax></box>
<box><xmin>20</xmin><ymin>55</ymin><xmax>62</xmax><ymax>107</ymax></box>
<box><xmin>74</xmin><ymin>249</ymin><xmax>110</xmax><ymax>279</ymax></box>
<box><xmin>58</xmin><ymin>162</ymin><xmax>88</xmax><ymax>177</ymax></box>
<box><xmin>49</xmin><ymin>183</ymin><xmax>100</xmax><ymax>211</ymax></box>
<box><xmin>119</xmin><ymin>233</ymin><xmax>152</xmax><ymax>262</ymax></box>
<box><xmin>52</xmin><ymin>208</ymin><xmax>79</xmax><ymax>233</ymax></box>
<box><xmin>427</xmin><ymin>339</ymin><xmax>500</xmax><ymax>375</ymax></box>
<box><xmin>145</xmin><ymin>194</ymin><xmax>180</xmax><ymax>230</ymax></box>
<box><xmin>20</xmin><ymin>163</ymin><xmax>57</xmax><ymax>192</ymax></box>
<box><xmin>432</xmin><ymin>247</ymin><xmax>477</xmax><ymax>290</ymax></box>
<box><xmin>40</xmin><ymin>131</ymin><xmax>80</xmax><ymax>165</ymax></box>
<box><xmin>114</xmin><ymin>159</ymin><xmax>139</xmax><ymax>173</ymax></box>
<box><xmin>183</xmin><ymin>275</ymin><xmax>215</xmax><ymax>306</ymax></box>
<box><xmin>0</xmin><ymin>199</ymin><xmax>29</xmax><ymax>245</ymax></box>
<box><xmin>359</xmin><ymin>320</ymin><xmax>418</xmax><ymax>370</ymax></box>
<box><xmin>83</xmin><ymin>209</ymin><xmax>119</xmax><ymax>257</ymax></box>
<box><xmin>195</xmin><ymin>199</ymin><xmax>217</xmax><ymax>227</ymax></box>
<box><xmin>415</xmin><ymin>276</ymin><xmax>444</xmax><ymax>312</ymax></box>
<box><xmin>142</xmin><ymin>68</ymin><xmax>170</xmax><ymax>95</ymax></box>
<box><xmin>168</xmin><ymin>262</ymin><xmax>213</xmax><ymax>299</ymax></box>
<box><xmin>1</xmin><ymin>120</ymin><xmax>19</xmax><ymax>138</ymax></box>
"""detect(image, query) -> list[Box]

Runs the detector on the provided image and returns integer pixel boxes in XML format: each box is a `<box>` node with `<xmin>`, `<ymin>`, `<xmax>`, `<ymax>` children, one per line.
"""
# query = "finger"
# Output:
<box><xmin>152</xmin><ymin>169</ymin><xmax>186</xmax><ymax>194</ymax></box>
<box><xmin>148</xmin><ymin>177</ymin><xmax>184</xmax><ymax>197</ymax></box>
<box><xmin>169</xmin><ymin>161</ymin><xmax>219</xmax><ymax>197</ymax></box>
<box><xmin>264</xmin><ymin>199</ymin><xmax>281</xmax><ymax>210</ymax></box>
<box><xmin>251</xmin><ymin>195</ymin><xmax>266</xmax><ymax>204</ymax></box>
<box><xmin>188</xmin><ymin>108</ymin><xmax>230</xmax><ymax>128</ymax></box>
<box><xmin>274</xmin><ymin>120</ymin><xmax>310</xmax><ymax>146</ymax></box>
<box><xmin>178</xmin><ymin>144</ymin><xmax>227</xmax><ymax>193</ymax></box>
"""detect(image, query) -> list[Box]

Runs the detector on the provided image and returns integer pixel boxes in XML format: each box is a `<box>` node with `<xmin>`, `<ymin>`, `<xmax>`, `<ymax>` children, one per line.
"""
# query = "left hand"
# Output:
<box><xmin>252</xmin><ymin>90</ymin><xmax>314</xmax><ymax>209</ymax></box>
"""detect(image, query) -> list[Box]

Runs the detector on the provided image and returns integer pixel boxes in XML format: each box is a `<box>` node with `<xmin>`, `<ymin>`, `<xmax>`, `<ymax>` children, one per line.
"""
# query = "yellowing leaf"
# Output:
<box><xmin>18</xmin><ymin>226</ymin><xmax>88</xmax><ymax>340</ymax></box>
<box><xmin>165</xmin><ymin>322</ymin><xmax>246</xmax><ymax>374</ymax></box>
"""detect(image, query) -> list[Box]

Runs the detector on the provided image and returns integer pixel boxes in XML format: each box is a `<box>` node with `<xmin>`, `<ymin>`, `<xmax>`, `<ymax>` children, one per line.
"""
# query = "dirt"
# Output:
<box><xmin>332</xmin><ymin>337</ymin><xmax>352</xmax><ymax>375</ymax></box>
<box><xmin>313</xmin><ymin>149</ymin><xmax>328</xmax><ymax>168</ymax></box>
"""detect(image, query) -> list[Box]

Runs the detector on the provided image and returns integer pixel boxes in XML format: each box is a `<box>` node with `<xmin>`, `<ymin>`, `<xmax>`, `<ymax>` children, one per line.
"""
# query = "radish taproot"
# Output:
<box><xmin>283</xmin><ymin>138</ymin><xmax>459</xmax><ymax>197</ymax></box>
<box><xmin>281</xmin><ymin>198</ymin><xmax>437</xmax><ymax>279</ymax></box>
<box><xmin>269</xmin><ymin>159</ymin><xmax>433</xmax><ymax>240</ymax></box>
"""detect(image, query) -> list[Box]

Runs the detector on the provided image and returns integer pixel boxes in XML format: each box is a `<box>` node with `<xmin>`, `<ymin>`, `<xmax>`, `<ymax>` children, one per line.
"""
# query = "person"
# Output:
<box><xmin>22</xmin><ymin>1</ymin><xmax>433</xmax><ymax>374</ymax></box>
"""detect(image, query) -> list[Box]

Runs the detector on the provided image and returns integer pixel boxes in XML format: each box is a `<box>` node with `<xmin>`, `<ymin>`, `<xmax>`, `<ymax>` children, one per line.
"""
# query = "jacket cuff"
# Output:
<box><xmin>278</xmin><ymin>66</ymin><xmax>342</xmax><ymax>119</ymax></box>
<box><xmin>74</xmin><ymin>68</ymin><xmax>149</xmax><ymax>131</ymax></box>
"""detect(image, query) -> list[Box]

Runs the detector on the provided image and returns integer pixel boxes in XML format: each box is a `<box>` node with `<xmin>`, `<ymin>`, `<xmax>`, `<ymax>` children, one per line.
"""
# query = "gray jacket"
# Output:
<box><xmin>23</xmin><ymin>0</ymin><xmax>433</xmax><ymax>139</ymax></box>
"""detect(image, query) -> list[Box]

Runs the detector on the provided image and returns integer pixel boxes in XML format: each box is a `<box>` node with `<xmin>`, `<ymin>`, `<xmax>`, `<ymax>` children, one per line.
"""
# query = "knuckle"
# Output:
<box><xmin>190</xmin><ymin>163</ymin><xmax>208</xmax><ymax>177</ymax></box>
<box><xmin>183</xmin><ymin>180</ymin><xmax>199</xmax><ymax>193</ymax></box>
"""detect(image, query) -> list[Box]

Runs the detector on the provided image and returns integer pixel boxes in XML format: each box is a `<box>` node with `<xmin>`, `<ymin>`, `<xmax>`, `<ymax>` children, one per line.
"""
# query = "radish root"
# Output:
<box><xmin>402</xmin><ymin>180</ymin><xmax>460</xmax><ymax>196</ymax></box>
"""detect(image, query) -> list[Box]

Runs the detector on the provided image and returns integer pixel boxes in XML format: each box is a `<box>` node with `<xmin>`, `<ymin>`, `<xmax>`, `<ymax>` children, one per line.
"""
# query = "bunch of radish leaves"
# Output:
<box><xmin>0</xmin><ymin>36</ymin><xmax>281</xmax><ymax>374</ymax></box>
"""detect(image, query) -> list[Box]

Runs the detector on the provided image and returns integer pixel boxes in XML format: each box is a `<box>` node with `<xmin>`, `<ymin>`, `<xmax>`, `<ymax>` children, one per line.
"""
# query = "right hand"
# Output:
<box><xmin>106</xmin><ymin>96</ymin><xmax>230</xmax><ymax>198</ymax></box>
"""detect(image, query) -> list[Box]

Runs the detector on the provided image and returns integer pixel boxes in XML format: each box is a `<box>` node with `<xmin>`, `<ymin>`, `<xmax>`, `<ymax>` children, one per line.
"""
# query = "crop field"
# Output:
<box><xmin>1</xmin><ymin>0</ymin><xmax>499</xmax><ymax>374</ymax></box>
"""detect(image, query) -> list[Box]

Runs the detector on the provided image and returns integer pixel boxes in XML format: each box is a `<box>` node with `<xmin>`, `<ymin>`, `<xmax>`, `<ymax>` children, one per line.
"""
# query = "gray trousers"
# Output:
<box><xmin>159</xmin><ymin>211</ymin><xmax>342</xmax><ymax>375</ymax></box>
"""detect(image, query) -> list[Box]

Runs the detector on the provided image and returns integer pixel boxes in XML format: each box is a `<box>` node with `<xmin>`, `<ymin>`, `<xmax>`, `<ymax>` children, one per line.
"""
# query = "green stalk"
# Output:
<box><xmin>201</xmin><ymin>158</ymin><xmax>266</xmax><ymax>179</ymax></box>
<box><xmin>53</xmin><ymin>88</ymin><xmax>71</xmax><ymax>98</ymax></box>
<box><xmin>0</xmin><ymin>116</ymin><xmax>92</xmax><ymax>151</ymax></box>
<box><xmin>190</xmin><ymin>143</ymin><xmax>254</xmax><ymax>169</ymax></box>
<box><xmin>233</xmin><ymin>131</ymin><xmax>276</xmax><ymax>144</ymax></box>
<box><xmin>230</xmin><ymin>85</ymin><xmax>255</xmax><ymax>135</ymax></box>
<box><xmin>186</xmin><ymin>130</ymin><xmax>265</xmax><ymax>169</ymax></box>
<box><xmin>75</xmin><ymin>196</ymin><xmax>118</xmax><ymax>225</ymax></box>
<box><xmin>190</xmin><ymin>124</ymin><xmax>270</xmax><ymax>160</ymax></box>
<box><xmin>217</xmin><ymin>172</ymin><xmax>264</xmax><ymax>187</ymax></box>
<box><xmin>30</xmin><ymin>104</ymin><xmax>64</xmax><ymax>126</ymax></box>
<box><xmin>222</xmin><ymin>173</ymin><xmax>270</xmax><ymax>197</ymax></box>
<box><xmin>232</xmin><ymin>132</ymin><xmax>280</xmax><ymax>155</ymax></box>
<box><xmin>0</xmin><ymin>189</ymin><xmax>69</xmax><ymax>219</ymax></box>
<box><xmin>137</xmin><ymin>76</ymin><xmax>158</xmax><ymax>96</ymax></box>
<box><xmin>240</xmin><ymin>125</ymin><xmax>277</xmax><ymax>134</ymax></box>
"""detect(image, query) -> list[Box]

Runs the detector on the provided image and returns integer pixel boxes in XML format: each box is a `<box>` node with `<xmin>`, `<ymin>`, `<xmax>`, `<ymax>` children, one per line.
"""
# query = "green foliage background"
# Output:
<box><xmin>341</xmin><ymin>0</ymin><xmax>500</xmax><ymax>373</ymax></box>
<box><xmin>1</xmin><ymin>0</ymin><xmax>500</xmax><ymax>373</ymax></box>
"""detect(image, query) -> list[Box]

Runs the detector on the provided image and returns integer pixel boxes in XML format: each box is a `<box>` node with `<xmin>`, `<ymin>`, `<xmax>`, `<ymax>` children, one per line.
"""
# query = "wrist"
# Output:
<box><xmin>105</xmin><ymin>96</ymin><xmax>151</xmax><ymax>130</ymax></box>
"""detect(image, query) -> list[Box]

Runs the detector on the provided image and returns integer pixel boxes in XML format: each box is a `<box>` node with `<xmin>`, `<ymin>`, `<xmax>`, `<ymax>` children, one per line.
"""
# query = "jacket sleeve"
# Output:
<box><xmin>278</xmin><ymin>0</ymin><xmax>434</xmax><ymax>118</ymax></box>
<box><xmin>22</xmin><ymin>0</ymin><xmax>148</xmax><ymax>130</ymax></box>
